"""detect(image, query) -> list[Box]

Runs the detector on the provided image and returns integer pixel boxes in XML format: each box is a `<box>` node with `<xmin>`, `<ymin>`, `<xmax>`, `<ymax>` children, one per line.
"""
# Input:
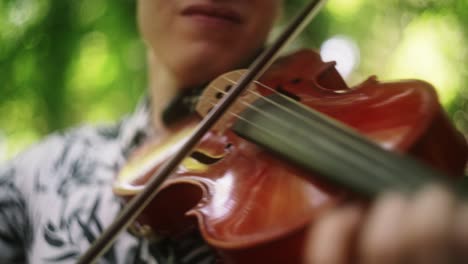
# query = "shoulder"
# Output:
<box><xmin>0</xmin><ymin>121</ymin><xmax>133</xmax><ymax>204</ymax></box>
<box><xmin>2</xmin><ymin>96</ymin><xmax>153</xmax><ymax>191</ymax></box>
<box><xmin>4</xmin><ymin>122</ymin><xmax>122</xmax><ymax>174</ymax></box>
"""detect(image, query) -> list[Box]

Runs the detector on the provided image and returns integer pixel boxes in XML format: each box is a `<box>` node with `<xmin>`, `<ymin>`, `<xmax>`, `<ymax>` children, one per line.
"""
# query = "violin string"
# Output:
<box><xmin>232</xmin><ymin>71</ymin><xmax>288</xmax><ymax>97</ymax></box>
<box><xmin>204</xmin><ymin>83</ymin><xmax>366</xmax><ymax>157</ymax></box>
<box><xmin>223</xmin><ymin>74</ymin><xmax>330</xmax><ymax>126</ymax></box>
<box><xmin>204</xmin><ymin>80</ymin><xmax>423</xmax><ymax>188</ymax></box>
<box><xmin>221</xmin><ymin>75</ymin><xmax>308</xmax><ymax>120</ymax></box>
<box><xmin>207</xmin><ymin>71</ymin><xmax>435</xmax><ymax>188</ymax></box>
<box><xmin>201</xmin><ymin>96</ymin><xmax>405</xmax><ymax>190</ymax></box>
<box><xmin>219</xmin><ymin>75</ymin><xmax>406</xmax><ymax>166</ymax></box>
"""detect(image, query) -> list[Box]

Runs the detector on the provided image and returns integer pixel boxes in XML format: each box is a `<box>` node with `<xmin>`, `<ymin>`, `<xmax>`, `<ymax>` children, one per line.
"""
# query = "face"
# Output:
<box><xmin>138</xmin><ymin>0</ymin><xmax>282</xmax><ymax>88</ymax></box>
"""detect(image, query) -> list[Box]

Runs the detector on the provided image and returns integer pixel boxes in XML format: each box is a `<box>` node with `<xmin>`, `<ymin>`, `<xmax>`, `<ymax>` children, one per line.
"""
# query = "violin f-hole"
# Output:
<box><xmin>190</xmin><ymin>150</ymin><xmax>225</xmax><ymax>165</ymax></box>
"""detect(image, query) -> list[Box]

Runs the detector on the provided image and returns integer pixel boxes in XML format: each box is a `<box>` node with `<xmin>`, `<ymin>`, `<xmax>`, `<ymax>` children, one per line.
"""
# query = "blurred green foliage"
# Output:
<box><xmin>1</xmin><ymin>0</ymin><xmax>146</xmax><ymax>157</ymax></box>
<box><xmin>1</xmin><ymin>0</ymin><xmax>467</xmax><ymax>161</ymax></box>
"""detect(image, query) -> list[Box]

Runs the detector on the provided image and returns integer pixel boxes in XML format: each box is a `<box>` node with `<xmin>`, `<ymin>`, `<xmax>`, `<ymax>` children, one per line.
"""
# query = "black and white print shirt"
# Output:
<box><xmin>0</xmin><ymin>101</ymin><xmax>215</xmax><ymax>264</ymax></box>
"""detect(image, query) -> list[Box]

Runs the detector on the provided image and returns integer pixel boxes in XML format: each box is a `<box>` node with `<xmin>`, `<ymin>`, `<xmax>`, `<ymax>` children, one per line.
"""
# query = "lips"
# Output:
<box><xmin>181</xmin><ymin>4</ymin><xmax>243</xmax><ymax>25</ymax></box>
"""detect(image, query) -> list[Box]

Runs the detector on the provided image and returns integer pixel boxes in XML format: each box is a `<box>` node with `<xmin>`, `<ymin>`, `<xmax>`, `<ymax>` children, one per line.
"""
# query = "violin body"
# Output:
<box><xmin>113</xmin><ymin>50</ymin><xmax>467</xmax><ymax>263</ymax></box>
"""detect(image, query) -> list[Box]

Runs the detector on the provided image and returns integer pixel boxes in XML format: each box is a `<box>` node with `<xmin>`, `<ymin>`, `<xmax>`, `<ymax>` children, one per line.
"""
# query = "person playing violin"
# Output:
<box><xmin>1</xmin><ymin>0</ymin><xmax>467</xmax><ymax>263</ymax></box>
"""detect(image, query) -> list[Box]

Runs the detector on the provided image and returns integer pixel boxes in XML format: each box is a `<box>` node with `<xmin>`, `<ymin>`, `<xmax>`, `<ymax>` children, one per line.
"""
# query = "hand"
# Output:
<box><xmin>303</xmin><ymin>184</ymin><xmax>468</xmax><ymax>264</ymax></box>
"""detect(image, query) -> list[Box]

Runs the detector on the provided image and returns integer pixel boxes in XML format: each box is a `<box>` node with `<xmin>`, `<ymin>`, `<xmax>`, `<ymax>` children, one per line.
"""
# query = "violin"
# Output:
<box><xmin>78</xmin><ymin>1</ymin><xmax>468</xmax><ymax>263</ymax></box>
<box><xmin>112</xmin><ymin>48</ymin><xmax>467</xmax><ymax>263</ymax></box>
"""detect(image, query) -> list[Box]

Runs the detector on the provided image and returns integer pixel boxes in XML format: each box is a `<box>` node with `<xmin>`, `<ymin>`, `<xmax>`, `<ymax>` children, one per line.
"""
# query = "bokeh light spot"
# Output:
<box><xmin>320</xmin><ymin>35</ymin><xmax>360</xmax><ymax>78</ymax></box>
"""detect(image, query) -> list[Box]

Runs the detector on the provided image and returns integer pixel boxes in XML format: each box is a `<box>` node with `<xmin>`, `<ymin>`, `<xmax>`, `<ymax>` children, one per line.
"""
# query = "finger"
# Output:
<box><xmin>452</xmin><ymin>203</ymin><xmax>468</xmax><ymax>262</ymax></box>
<box><xmin>304</xmin><ymin>205</ymin><xmax>364</xmax><ymax>264</ymax></box>
<box><xmin>403</xmin><ymin>184</ymin><xmax>456</xmax><ymax>264</ymax></box>
<box><xmin>358</xmin><ymin>192</ymin><xmax>408</xmax><ymax>264</ymax></box>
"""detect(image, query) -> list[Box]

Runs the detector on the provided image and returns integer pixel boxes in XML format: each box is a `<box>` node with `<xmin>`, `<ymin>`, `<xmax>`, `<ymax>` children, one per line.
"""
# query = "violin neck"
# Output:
<box><xmin>232</xmin><ymin>93</ymin><xmax>454</xmax><ymax>198</ymax></box>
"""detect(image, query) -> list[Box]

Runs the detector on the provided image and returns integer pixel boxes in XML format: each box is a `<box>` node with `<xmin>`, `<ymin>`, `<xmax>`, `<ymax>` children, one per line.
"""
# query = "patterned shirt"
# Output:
<box><xmin>0</xmin><ymin>100</ymin><xmax>215</xmax><ymax>264</ymax></box>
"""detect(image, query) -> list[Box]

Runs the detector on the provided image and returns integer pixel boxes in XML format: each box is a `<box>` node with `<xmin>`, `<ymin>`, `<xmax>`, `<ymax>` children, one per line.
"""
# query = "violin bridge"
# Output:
<box><xmin>196</xmin><ymin>70</ymin><xmax>260</xmax><ymax>133</ymax></box>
